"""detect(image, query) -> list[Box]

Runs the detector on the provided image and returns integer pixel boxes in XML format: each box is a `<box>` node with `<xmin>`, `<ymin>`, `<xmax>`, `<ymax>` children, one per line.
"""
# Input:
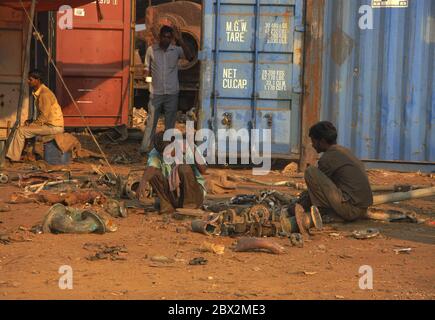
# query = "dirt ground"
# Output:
<box><xmin>0</xmin><ymin>141</ymin><xmax>434</xmax><ymax>300</ymax></box>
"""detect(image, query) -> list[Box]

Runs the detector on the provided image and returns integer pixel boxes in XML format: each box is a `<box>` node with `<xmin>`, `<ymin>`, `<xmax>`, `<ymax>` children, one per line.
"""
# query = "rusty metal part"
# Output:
<box><xmin>249</xmin><ymin>222</ymin><xmax>262</xmax><ymax>237</ymax></box>
<box><xmin>295</xmin><ymin>207</ymin><xmax>309</xmax><ymax>235</ymax></box>
<box><xmin>352</xmin><ymin>228</ymin><xmax>380</xmax><ymax>240</ymax></box>
<box><xmin>222</xmin><ymin>209</ymin><xmax>237</xmax><ymax>224</ymax></box>
<box><xmin>191</xmin><ymin>219</ymin><xmax>220</xmax><ymax>236</ymax></box>
<box><xmin>104</xmin><ymin>199</ymin><xmax>127</xmax><ymax>218</ymax></box>
<box><xmin>280</xmin><ymin>215</ymin><xmax>293</xmax><ymax>234</ymax></box>
<box><xmin>310</xmin><ymin>206</ymin><xmax>323</xmax><ymax>230</ymax></box>
<box><xmin>125</xmin><ymin>178</ymin><xmax>143</xmax><ymax>200</ymax></box>
<box><xmin>144</xmin><ymin>1</ymin><xmax>201</xmax><ymax>71</ymax></box>
<box><xmin>191</xmin><ymin>212</ymin><xmax>221</xmax><ymax>236</ymax></box>
<box><xmin>290</xmin><ymin>233</ymin><xmax>304</xmax><ymax>248</ymax></box>
<box><xmin>260</xmin><ymin>223</ymin><xmax>279</xmax><ymax>237</ymax></box>
<box><xmin>247</xmin><ymin>204</ymin><xmax>270</xmax><ymax>223</ymax></box>
<box><xmin>234</xmin><ymin>221</ymin><xmax>248</xmax><ymax>234</ymax></box>
<box><xmin>249</xmin><ymin>222</ymin><xmax>279</xmax><ymax>238</ymax></box>
<box><xmin>294</xmin><ymin>204</ymin><xmax>324</xmax><ymax>235</ymax></box>
<box><xmin>234</xmin><ymin>237</ymin><xmax>285</xmax><ymax>255</ymax></box>
<box><xmin>42</xmin><ymin>204</ymin><xmax>106</xmax><ymax>234</ymax></box>
<box><xmin>0</xmin><ymin>173</ymin><xmax>9</xmax><ymax>184</ymax></box>
<box><xmin>271</xmin><ymin>221</ymin><xmax>283</xmax><ymax>235</ymax></box>
<box><xmin>24</xmin><ymin>179</ymin><xmax>79</xmax><ymax>193</ymax></box>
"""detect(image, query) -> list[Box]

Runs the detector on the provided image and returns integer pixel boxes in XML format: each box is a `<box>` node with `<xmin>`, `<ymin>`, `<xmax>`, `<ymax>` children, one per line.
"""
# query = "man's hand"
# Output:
<box><xmin>173</xmin><ymin>26</ymin><xmax>182</xmax><ymax>42</ymax></box>
<box><xmin>174</xmin><ymin>26</ymin><xmax>194</xmax><ymax>62</ymax></box>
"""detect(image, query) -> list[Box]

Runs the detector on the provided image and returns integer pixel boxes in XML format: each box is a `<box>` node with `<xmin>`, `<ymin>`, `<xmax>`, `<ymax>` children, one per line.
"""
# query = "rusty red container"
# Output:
<box><xmin>55</xmin><ymin>0</ymin><xmax>132</xmax><ymax>128</ymax></box>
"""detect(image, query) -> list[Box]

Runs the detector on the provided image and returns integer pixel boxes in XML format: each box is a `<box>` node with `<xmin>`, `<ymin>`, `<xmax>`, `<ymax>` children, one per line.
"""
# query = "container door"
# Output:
<box><xmin>56</xmin><ymin>0</ymin><xmax>131</xmax><ymax>127</ymax></box>
<box><xmin>199</xmin><ymin>0</ymin><xmax>304</xmax><ymax>157</ymax></box>
<box><xmin>0</xmin><ymin>7</ymin><xmax>30</xmax><ymax>140</ymax></box>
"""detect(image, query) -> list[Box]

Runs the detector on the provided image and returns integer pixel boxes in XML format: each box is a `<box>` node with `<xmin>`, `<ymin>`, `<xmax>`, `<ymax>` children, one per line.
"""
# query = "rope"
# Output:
<box><xmin>19</xmin><ymin>0</ymin><xmax>118</xmax><ymax>178</ymax></box>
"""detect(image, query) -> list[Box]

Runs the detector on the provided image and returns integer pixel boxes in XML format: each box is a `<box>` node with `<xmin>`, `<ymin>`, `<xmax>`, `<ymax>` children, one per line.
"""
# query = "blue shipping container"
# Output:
<box><xmin>199</xmin><ymin>0</ymin><xmax>304</xmax><ymax>158</ymax></box>
<box><xmin>321</xmin><ymin>0</ymin><xmax>435</xmax><ymax>171</ymax></box>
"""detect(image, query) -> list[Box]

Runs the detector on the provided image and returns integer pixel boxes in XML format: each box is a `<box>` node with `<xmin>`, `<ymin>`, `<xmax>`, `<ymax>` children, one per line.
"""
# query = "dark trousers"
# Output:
<box><xmin>304</xmin><ymin>166</ymin><xmax>367</xmax><ymax>222</ymax></box>
<box><xmin>142</xmin><ymin>164</ymin><xmax>204</xmax><ymax>213</ymax></box>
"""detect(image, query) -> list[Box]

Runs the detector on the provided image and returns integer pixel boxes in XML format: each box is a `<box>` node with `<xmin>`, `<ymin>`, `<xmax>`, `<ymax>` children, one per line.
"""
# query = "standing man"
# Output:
<box><xmin>6</xmin><ymin>70</ymin><xmax>64</xmax><ymax>162</ymax></box>
<box><xmin>300</xmin><ymin>121</ymin><xmax>373</xmax><ymax>222</ymax></box>
<box><xmin>139</xmin><ymin>25</ymin><xmax>194</xmax><ymax>155</ymax></box>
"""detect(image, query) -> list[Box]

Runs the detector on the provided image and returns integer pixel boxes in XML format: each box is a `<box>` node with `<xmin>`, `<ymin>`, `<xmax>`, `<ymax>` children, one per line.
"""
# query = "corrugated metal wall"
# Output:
<box><xmin>321</xmin><ymin>0</ymin><xmax>434</xmax><ymax>165</ymax></box>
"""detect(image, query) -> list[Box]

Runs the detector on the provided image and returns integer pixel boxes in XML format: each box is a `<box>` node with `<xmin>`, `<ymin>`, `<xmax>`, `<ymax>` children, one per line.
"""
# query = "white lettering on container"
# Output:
<box><xmin>265</xmin><ymin>22</ymin><xmax>289</xmax><ymax>44</ymax></box>
<box><xmin>222</xmin><ymin>68</ymin><xmax>248</xmax><ymax>90</ymax></box>
<box><xmin>226</xmin><ymin>20</ymin><xmax>248</xmax><ymax>43</ymax></box>
<box><xmin>262</xmin><ymin>70</ymin><xmax>287</xmax><ymax>91</ymax></box>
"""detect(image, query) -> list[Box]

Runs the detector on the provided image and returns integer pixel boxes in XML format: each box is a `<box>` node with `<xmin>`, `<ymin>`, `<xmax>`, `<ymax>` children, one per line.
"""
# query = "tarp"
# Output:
<box><xmin>0</xmin><ymin>0</ymin><xmax>95</xmax><ymax>12</ymax></box>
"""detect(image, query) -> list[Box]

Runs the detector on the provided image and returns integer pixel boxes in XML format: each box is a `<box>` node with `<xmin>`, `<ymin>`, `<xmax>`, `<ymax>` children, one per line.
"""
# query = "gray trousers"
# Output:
<box><xmin>140</xmin><ymin>94</ymin><xmax>178</xmax><ymax>153</ymax></box>
<box><xmin>304</xmin><ymin>166</ymin><xmax>367</xmax><ymax>222</ymax></box>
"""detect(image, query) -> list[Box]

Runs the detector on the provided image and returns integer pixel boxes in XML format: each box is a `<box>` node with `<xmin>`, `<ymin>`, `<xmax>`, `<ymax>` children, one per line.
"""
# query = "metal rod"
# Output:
<box><xmin>373</xmin><ymin>187</ymin><xmax>435</xmax><ymax>205</ymax></box>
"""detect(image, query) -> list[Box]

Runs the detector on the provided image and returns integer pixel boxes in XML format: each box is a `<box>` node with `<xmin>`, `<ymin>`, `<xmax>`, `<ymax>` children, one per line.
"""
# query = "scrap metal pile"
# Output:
<box><xmin>192</xmin><ymin>190</ymin><xmax>323</xmax><ymax>239</ymax></box>
<box><xmin>0</xmin><ymin>165</ymin><xmax>152</xmax><ymax>236</ymax></box>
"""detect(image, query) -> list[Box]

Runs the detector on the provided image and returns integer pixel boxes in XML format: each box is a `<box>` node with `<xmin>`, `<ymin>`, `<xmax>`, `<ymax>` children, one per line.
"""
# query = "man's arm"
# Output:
<box><xmin>144</xmin><ymin>46</ymin><xmax>152</xmax><ymax>78</ymax></box>
<box><xmin>174</xmin><ymin>28</ymin><xmax>194</xmax><ymax>62</ymax></box>
<box><xmin>33</xmin><ymin>93</ymin><xmax>51</xmax><ymax>126</ymax></box>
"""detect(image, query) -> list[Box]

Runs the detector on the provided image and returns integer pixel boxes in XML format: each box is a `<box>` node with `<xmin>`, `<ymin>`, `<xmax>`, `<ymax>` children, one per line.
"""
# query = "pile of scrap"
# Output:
<box><xmin>188</xmin><ymin>183</ymin><xmax>435</xmax><ymax>254</ymax></box>
<box><xmin>192</xmin><ymin>190</ymin><xmax>322</xmax><ymax>239</ymax></box>
<box><xmin>0</xmin><ymin>164</ymin><xmax>151</xmax><ymax>237</ymax></box>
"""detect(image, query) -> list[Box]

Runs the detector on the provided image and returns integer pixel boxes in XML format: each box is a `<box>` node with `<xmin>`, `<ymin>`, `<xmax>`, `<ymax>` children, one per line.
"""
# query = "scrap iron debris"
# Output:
<box><xmin>193</xmin><ymin>190</ymin><xmax>323</xmax><ymax>238</ymax></box>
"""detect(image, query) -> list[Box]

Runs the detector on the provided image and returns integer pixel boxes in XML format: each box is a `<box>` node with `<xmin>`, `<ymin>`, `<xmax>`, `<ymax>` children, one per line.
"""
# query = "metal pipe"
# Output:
<box><xmin>373</xmin><ymin>187</ymin><xmax>435</xmax><ymax>205</ymax></box>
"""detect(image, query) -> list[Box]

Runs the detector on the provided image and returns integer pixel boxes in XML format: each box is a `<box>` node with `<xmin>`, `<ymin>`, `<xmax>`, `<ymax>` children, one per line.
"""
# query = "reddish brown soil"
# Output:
<box><xmin>0</xmin><ymin>142</ymin><xmax>434</xmax><ymax>300</ymax></box>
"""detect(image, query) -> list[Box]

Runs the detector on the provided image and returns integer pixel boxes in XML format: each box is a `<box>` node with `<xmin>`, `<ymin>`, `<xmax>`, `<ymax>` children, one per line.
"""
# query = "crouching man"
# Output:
<box><xmin>137</xmin><ymin>131</ymin><xmax>207</xmax><ymax>214</ymax></box>
<box><xmin>302</xmin><ymin>121</ymin><xmax>373</xmax><ymax>222</ymax></box>
<box><xmin>6</xmin><ymin>70</ymin><xmax>64</xmax><ymax>162</ymax></box>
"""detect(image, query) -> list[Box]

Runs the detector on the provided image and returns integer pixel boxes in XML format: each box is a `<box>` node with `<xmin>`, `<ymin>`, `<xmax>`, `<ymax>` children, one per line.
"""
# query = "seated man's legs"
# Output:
<box><xmin>141</xmin><ymin>166</ymin><xmax>177</xmax><ymax>214</ymax></box>
<box><xmin>6</xmin><ymin>125</ymin><xmax>63</xmax><ymax>161</ymax></box>
<box><xmin>177</xmin><ymin>164</ymin><xmax>204</xmax><ymax>209</ymax></box>
<box><xmin>304</xmin><ymin>166</ymin><xmax>364</xmax><ymax>222</ymax></box>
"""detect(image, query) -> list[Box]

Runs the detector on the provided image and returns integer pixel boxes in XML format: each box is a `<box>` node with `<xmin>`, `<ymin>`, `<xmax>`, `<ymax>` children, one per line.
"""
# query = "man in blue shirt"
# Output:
<box><xmin>137</xmin><ymin>131</ymin><xmax>207</xmax><ymax>214</ymax></box>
